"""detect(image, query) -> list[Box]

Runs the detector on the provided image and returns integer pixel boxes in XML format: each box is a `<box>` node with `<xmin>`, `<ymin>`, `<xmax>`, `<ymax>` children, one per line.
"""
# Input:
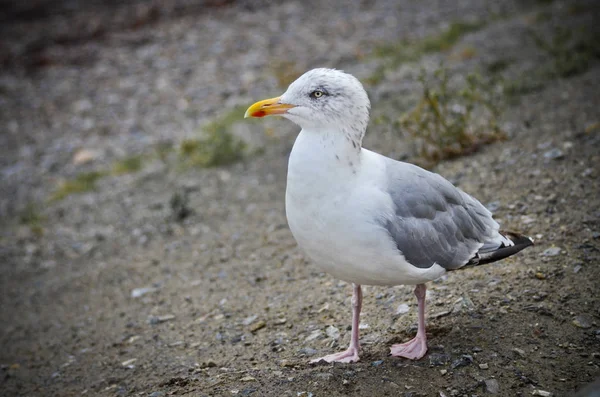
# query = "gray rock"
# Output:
<box><xmin>314</xmin><ymin>372</ymin><xmax>333</xmax><ymax>381</ymax></box>
<box><xmin>541</xmin><ymin>247</ymin><xmax>561</xmax><ymax>256</ymax></box>
<box><xmin>543</xmin><ymin>148</ymin><xmax>564</xmax><ymax>160</ymax></box>
<box><xmin>485</xmin><ymin>378</ymin><xmax>499</xmax><ymax>394</ymax></box>
<box><xmin>305</xmin><ymin>330</ymin><xmax>323</xmax><ymax>342</ymax></box>
<box><xmin>242</xmin><ymin>315</ymin><xmax>258</xmax><ymax>326</ymax></box>
<box><xmin>512</xmin><ymin>348</ymin><xmax>526</xmax><ymax>358</ymax></box>
<box><xmin>148</xmin><ymin>314</ymin><xmax>175</xmax><ymax>324</ymax></box>
<box><xmin>297</xmin><ymin>347</ymin><xmax>318</xmax><ymax>356</ymax></box>
<box><xmin>396</xmin><ymin>303</ymin><xmax>410</xmax><ymax>315</ymax></box>
<box><xmin>429</xmin><ymin>353</ymin><xmax>451</xmax><ymax>366</ymax></box>
<box><xmin>572</xmin><ymin>315</ymin><xmax>592</xmax><ymax>329</ymax></box>
<box><xmin>451</xmin><ymin>354</ymin><xmax>473</xmax><ymax>369</ymax></box>
<box><xmin>131</xmin><ymin>287</ymin><xmax>158</xmax><ymax>298</ymax></box>
<box><xmin>326</xmin><ymin>325</ymin><xmax>340</xmax><ymax>340</ymax></box>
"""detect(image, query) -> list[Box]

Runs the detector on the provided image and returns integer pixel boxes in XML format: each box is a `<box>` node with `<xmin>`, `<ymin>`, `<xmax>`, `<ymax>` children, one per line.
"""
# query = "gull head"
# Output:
<box><xmin>245</xmin><ymin>68</ymin><xmax>371</xmax><ymax>137</ymax></box>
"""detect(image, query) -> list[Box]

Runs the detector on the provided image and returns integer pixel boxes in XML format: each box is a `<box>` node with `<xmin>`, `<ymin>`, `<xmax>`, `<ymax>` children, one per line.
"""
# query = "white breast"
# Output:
<box><xmin>285</xmin><ymin>130</ymin><xmax>446</xmax><ymax>286</ymax></box>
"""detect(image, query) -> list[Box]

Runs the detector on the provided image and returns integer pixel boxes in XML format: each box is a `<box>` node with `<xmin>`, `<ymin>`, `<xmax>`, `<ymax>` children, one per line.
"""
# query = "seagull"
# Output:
<box><xmin>244</xmin><ymin>68</ymin><xmax>533</xmax><ymax>364</ymax></box>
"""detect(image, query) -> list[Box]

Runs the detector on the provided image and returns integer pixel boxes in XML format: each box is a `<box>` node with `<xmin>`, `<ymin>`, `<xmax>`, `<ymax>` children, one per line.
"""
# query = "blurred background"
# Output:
<box><xmin>1</xmin><ymin>0</ymin><xmax>599</xmax><ymax>396</ymax></box>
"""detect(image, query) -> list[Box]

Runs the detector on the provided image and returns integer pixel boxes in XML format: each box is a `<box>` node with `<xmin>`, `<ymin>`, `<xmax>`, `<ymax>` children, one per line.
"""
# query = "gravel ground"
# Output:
<box><xmin>1</xmin><ymin>1</ymin><xmax>599</xmax><ymax>396</ymax></box>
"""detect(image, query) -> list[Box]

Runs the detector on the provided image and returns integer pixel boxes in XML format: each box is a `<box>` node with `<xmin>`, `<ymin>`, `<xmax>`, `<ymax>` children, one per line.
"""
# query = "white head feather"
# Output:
<box><xmin>279</xmin><ymin>68</ymin><xmax>371</xmax><ymax>145</ymax></box>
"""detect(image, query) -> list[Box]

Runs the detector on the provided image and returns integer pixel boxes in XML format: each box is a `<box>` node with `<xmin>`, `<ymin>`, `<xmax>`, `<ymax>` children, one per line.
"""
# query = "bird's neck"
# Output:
<box><xmin>287</xmin><ymin>127</ymin><xmax>362</xmax><ymax>198</ymax></box>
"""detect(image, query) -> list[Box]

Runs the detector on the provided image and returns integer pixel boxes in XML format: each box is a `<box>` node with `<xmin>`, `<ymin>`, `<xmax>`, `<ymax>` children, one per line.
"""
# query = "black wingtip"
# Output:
<box><xmin>466</xmin><ymin>230</ymin><xmax>534</xmax><ymax>267</ymax></box>
<box><xmin>501</xmin><ymin>230</ymin><xmax>535</xmax><ymax>247</ymax></box>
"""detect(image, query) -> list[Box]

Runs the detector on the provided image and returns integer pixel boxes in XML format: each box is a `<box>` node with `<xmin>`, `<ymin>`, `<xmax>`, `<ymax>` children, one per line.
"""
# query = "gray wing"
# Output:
<box><xmin>380</xmin><ymin>158</ymin><xmax>499</xmax><ymax>270</ymax></box>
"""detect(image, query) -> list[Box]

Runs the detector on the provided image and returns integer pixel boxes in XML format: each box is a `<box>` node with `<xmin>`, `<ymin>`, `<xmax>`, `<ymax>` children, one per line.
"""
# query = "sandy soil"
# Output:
<box><xmin>1</xmin><ymin>1</ymin><xmax>599</xmax><ymax>396</ymax></box>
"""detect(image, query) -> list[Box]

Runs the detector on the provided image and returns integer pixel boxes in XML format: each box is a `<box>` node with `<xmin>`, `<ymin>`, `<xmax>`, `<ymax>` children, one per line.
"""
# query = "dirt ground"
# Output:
<box><xmin>1</xmin><ymin>1</ymin><xmax>599</xmax><ymax>396</ymax></box>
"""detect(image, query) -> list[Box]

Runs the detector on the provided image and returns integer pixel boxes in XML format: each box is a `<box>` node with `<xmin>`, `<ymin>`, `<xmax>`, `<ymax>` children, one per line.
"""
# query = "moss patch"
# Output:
<box><xmin>19</xmin><ymin>202</ymin><xmax>45</xmax><ymax>236</ymax></box>
<box><xmin>112</xmin><ymin>155</ymin><xmax>143</xmax><ymax>175</ymax></box>
<box><xmin>51</xmin><ymin>171</ymin><xmax>106</xmax><ymax>201</ymax></box>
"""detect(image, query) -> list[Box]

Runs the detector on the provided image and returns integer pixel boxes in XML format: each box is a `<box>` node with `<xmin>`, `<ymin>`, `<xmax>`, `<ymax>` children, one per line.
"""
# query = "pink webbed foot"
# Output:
<box><xmin>310</xmin><ymin>347</ymin><xmax>360</xmax><ymax>364</ymax></box>
<box><xmin>391</xmin><ymin>284</ymin><xmax>428</xmax><ymax>360</ymax></box>
<box><xmin>390</xmin><ymin>335</ymin><xmax>427</xmax><ymax>360</ymax></box>
<box><xmin>311</xmin><ymin>284</ymin><xmax>363</xmax><ymax>364</ymax></box>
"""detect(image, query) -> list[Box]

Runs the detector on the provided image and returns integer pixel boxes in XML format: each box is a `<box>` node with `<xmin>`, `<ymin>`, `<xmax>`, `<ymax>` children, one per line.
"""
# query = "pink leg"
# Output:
<box><xmin>390</xmin><ymin>284</ymin><xmax>428</xmax><ymax>360</ymax></box>
<box><xmin>311</xmin><ymin>284</ymin><xmax>362</xmax><ymax>363</ymax></box>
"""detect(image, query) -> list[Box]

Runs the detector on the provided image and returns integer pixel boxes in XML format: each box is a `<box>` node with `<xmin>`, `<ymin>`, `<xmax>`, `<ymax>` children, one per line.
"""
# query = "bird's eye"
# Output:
<box><xmin>310</xmin><ymin>90</ymin><xmax>324</xmax><ymax>99</ymax></box>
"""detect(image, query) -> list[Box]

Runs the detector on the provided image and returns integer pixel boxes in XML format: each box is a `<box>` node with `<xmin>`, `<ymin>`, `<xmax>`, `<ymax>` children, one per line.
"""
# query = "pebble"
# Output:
<box><xmin>280</xmin><ymin>360</ymin><xmax>298</xmax><ymax>368</ymax></box>
<box><xmin>572</xmin><ymin>315</ymin><xmax>592</xmax><ymax>329</ymax></box>
<box><xmin>543</xmin><ymin>148</ymin><xmax>564</xmax><ymax>160</ymax></box>
<box><xmin>531</xmin><ymin>390</ymin><xmax>552</xmax><ymax>397</ymax></box>
<box><xmin>200</xmin><ymin>360</ymin><xmax>217</xmax><ymax>368</ymax></box>
<box><xmin>250</xmin><ymin>321</ymin><xmax>266</xmax><ymax>333</ymax></box>
<box><xmin>121</xmin><ymin>358</ymin><xmax>137</xmax><ymax>367</ymax></box>
<box><xmin>371</xmin><ymin>360</ymin><xmax>384</xmax><ymax>367</ymax></box>
<box><xmin>429</xmin><ymin>353</ymin><xmax>451</xmax><ymax>366</ymax></box>
<box><xmin>240</xmin><ymin>376</ymin><xmax>256</xmax><ymax>382</ymax></box>
<box><xmin>512</xmin><ymin>348</ymin><xmax>526</xmax><ymax>358</ymax></box>
<box><xmin>451</xmin><ymin>354</ymin><xmax>473</xmax><ymax>369</ymax></box>
<box><xmin>243</xmin><ymin>315</ymin><xmax>258</xmax><ymax>326</ymax></box>
<box><xmin>131</xmin><ymin>287</ymin><xmax>158</xmax><ymax>298</ymax></box>
<box><xmin>541</xmin><ymin>247</ymin><xmax>561</xmax><ymax>256</ymax></box>
<box><xmin>148</xmin><ymin>314</ymin><xmax>175</xmax><ymax>324</ymax></box>
<box><xmin>520</xmin><ymin>215</ymin><xmax>536</xmax><ymax>224</ymax></box>
<box><xmin>72</xmin><ymin>148</ymin><xmax>100</xmax><ymax>165</ymax></box>
<box><xmin>431</xmin><ymin>310</ymin><xmax>452</xmax><ymax>319</ymax></box>
<box><xmin>484</xmin><ymin>379</ymin><xmax>499</xmax><ymax>394</ymax></box>
<box><xmin>314</xmin><ymin>372</ymin><xmax>333</xmax><ymax>380</ymax></box>
<box><xmin>396</xmin><ymin>303</ymin><xmax>410</xmax><ymax>315</ymax></box>
<box><xmin>535</xmin><ymin>272</ymin><xmax>546</xmax><ymax>280</ymax></box>
<box><xmin>298</xmin><ymin>347</ymin><xmax>318</xmax><ymax>356</ymax></box>
<box><xmin>479</xmin><ymin>363</ymin><xmax>489</xmax><ymax>369</ymax></box>
<box><xmin>305</xmin><ymin>330</ymin><xmax>323</xmax><ymax>342</ymax></box>
<box><xmin>326</xmin><ymin>325</ymin><xmax>340</xmax><ymax>340</ymax></box>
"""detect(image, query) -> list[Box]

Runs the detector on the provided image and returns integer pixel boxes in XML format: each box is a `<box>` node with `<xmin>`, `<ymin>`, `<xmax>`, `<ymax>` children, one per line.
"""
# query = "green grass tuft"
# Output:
<box><xmin>421</xmin><ymin>21</ymin><xmax>485</xmax><ymax>53</ymax></box>
<box><xmin>397</xmin><ymin>66</ymin><xmax>506</xmax><ymax>167</ymax></box>
<box><xmin>19</xmin><ymin>202</ymin><xmax>45</xmax><ymax>236</ymax></box>
<box><xmin>179</xmin><ymin>107</ymin><xmax>247</xmax><ymax>168</ymax></box>
<box><xmin>367</xmin><ymin>20</ymin><xmax>486</xmax><ymax>84</ymax></box>
<box><xmin>112</xmin><ymin>155</ymin><xmax>143</xmax><ymax>175</ymax></box>
<box><xmin>530</xmin><ymin>26</ymin><xmax>600</xmax><ymax>78</ymax></box>
<box><xmin>51</xmin><ymin>171</ymin><xmax>106</xmax><ymax>201</ymax></box>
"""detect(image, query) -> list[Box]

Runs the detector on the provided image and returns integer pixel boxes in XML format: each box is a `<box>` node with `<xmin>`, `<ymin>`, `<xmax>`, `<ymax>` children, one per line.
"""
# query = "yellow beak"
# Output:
<box><xmin>244</xmin><ymin>96</ymin><xmax>296</xmax><ymax>118</ymax></box>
